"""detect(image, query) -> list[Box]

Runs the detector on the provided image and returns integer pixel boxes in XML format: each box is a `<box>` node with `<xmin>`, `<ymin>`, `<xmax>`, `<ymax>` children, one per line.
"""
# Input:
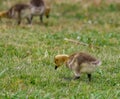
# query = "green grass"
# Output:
<box><xmin>0</xmin><ymin>0</ymin><xmax>120</xmax><ymax>98</ymax></box>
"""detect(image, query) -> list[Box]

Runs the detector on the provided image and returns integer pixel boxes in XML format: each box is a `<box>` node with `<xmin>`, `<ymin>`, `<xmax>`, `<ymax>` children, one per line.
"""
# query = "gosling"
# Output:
<box><xmin>54</xmin><ymin>52</ymin><xmax>101</xmax><ymax>81</ymax></box>
<box><xmin>30</xmin><ymin>0</ymin><xmax>50</xmax><ymax>23</ymax></box>
<box><xmin>0</xmin><ymin>3</ymin><xmax>50</xmax><ymax>25</ymax></box>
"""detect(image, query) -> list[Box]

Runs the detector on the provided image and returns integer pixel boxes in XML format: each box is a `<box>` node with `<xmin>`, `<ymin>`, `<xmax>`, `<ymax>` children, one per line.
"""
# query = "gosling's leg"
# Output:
<box><xmin>73</xmin><ymin>71</ymin><xmax>80</xmax><ymax>80</ymax></box>
<box><xmin>40</xmin><ymin>15</ymin><xmax>43</xmax><ymax>23</ymax></box>
<box><xmin>87</xmin><ymin>74</ymin><xmax>91</xmax><ymax>81</ymax></box>
<box><xmin>27</xmin><ymin>15</ymin><xmax>33</xmax><ymax>24</ymax></box>
<box><xmin>17</xmin><ymin>12</ymin><xmax>21</xmax><ymax>25</ymax></box>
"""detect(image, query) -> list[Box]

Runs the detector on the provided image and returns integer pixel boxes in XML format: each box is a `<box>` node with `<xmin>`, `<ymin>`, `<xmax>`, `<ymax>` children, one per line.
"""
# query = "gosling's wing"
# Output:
<box><xmin>76</xmin><ymin>53</ymin><xmax>97</xmax><ymax>65</ymax></box>
<box><xmin>30</xmin><ymin>0</ymin><xmax>45</xmax><ymax>7</ymax></box>
<box><xmin>91</xmin><ymin>60</ymin><xmax>102</xmax><ymax>66</ymax></box>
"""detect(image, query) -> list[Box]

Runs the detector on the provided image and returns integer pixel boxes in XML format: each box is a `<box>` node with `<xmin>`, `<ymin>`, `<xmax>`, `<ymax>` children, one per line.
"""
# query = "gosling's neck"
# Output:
<box><xmin>61</xmin><ymin>55</ymin><xmax>69</xmax><ymax>65</ymax></box>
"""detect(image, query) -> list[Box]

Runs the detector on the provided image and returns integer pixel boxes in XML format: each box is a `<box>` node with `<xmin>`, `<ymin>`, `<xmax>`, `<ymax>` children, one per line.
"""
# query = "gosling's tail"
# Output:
<box><xmin>92</xmin><ymin>60</ymin><xmax>102</xmax><ymax>66</ymax></box>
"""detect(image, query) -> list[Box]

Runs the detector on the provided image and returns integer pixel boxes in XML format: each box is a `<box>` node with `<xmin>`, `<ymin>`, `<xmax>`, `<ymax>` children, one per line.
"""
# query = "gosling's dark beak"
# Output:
<box><xmin>55</xmin><ymin>66</ymin><xmax>58</xmax><ymax>70</ymax></box>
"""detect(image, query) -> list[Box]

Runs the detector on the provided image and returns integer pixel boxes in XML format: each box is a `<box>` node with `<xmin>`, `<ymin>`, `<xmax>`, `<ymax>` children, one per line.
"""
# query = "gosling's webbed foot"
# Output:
<box><xmin>73</xmin><ymin>76</ymin><xmax>80</xmax><ymax>80</ymax></box>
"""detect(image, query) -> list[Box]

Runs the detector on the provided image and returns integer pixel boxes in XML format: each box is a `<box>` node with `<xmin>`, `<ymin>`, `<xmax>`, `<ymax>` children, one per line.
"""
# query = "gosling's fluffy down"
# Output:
<box><xmin>54</xmin><ymin>52</ymin><xmax>101</xmax><ymax>81</ymax></box>
<box><xmin>0</xmin><ymin>3</ymin><xmax>50</xmax><ymax>24</ymax></box>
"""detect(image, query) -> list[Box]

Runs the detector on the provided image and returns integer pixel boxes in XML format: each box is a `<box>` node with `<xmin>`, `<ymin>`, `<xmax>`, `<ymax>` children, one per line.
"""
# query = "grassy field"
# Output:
<box><xmin>0</xmin><ymin>0</ymin><xmax>120</xmax><ymax>98</ymax></box>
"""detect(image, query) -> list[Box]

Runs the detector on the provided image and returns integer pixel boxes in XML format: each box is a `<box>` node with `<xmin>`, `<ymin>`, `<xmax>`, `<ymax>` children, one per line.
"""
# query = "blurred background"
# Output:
<box><xmin>0</xmin><ymin>0</ymin><xmax>120</xmax><ymax>10</ymax></box>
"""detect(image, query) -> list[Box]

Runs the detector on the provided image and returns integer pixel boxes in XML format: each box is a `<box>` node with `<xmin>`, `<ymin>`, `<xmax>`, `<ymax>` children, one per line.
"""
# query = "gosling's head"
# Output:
<box><xmin>0</xmin><ymin>11</ymin><xmax>9</xmax><ymax>19</ymax></box>
<box><xmin>45</xmin><ymin>7</ymin><xmax>50</xmax><ymax>18</ymax></box>
<box><xmin>54</xmin><ymin>54</ymin><xmax>69</xmax><ymax>70</ymax></box>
